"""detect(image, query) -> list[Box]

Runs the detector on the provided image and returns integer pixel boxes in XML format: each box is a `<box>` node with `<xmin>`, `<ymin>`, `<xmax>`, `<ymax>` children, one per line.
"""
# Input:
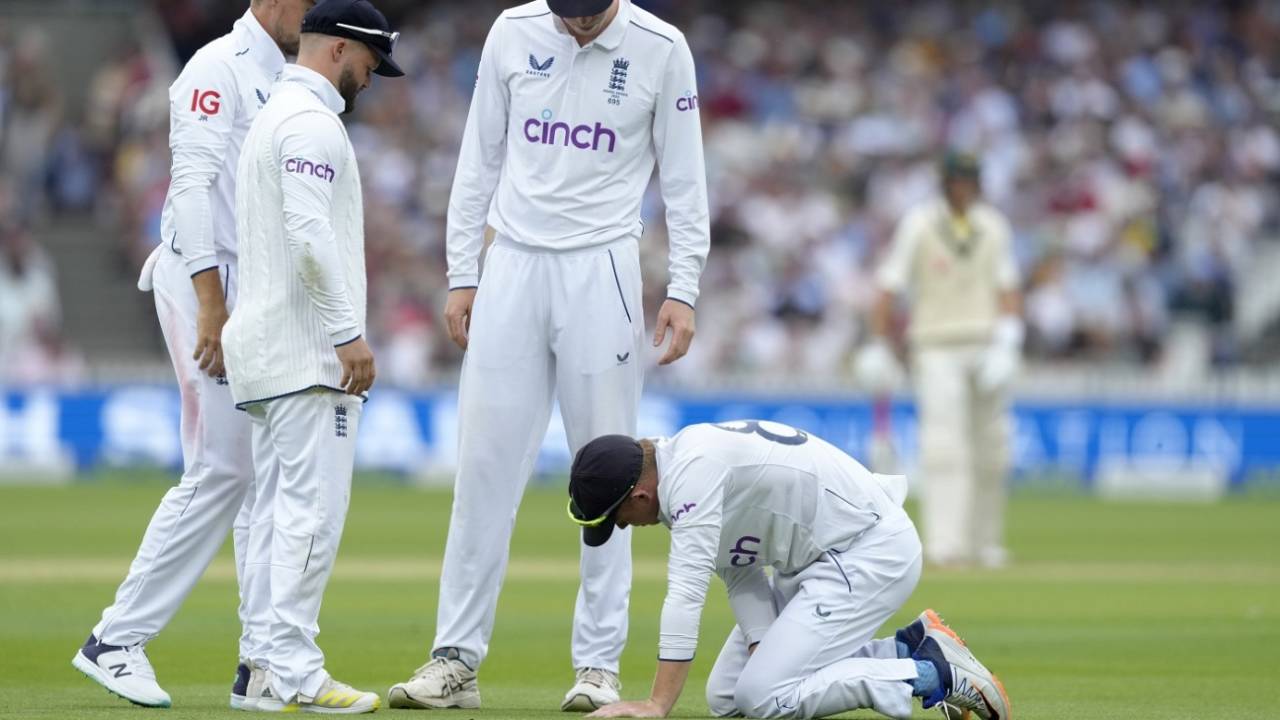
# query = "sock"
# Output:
<box><xmin>896</xmin><ymin>640</ymin><xmax>911</xmax><ymax>658</ymax></box>
<box><xmin>909</xmin><ymin>659</ymin><xmax>940</xmax><ymax>698</ymax></box>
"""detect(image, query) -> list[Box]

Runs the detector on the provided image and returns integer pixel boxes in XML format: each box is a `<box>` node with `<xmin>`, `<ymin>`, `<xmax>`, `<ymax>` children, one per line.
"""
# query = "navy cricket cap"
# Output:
<box><xmin>302</xmin><ymin>0</ymin><xmax>405</xmax><ymax>77</ymax></box>
<box><xmin>547</xmin><ymin>0</ymin><xmax>614</xmax><ymax>18</ymax></box>
<box><xmin>568</xmin><ymin>435</ymin><xmax>644</xmax><ymax>547</ymax></box>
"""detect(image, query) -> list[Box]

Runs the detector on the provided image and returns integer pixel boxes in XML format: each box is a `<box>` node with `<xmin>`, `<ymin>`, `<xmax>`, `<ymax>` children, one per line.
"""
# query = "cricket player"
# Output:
<box><xmin>388</xmin><ymin>0</ymin><xmax>709</xmax><ymax>711</ymax></box>
<box><xmin>220</xmin><ymin>0</ymin><xmax>403</xmax><ymax>712</ymax></box>
<box><xmin>73</xmin><ymin>0</ymin><xmax>314</xmax><ymax>709</ymax></box>
<box><xmin>858</xmin><ymin>152</ymin><xmax>1022</xmax><ymax>568</ymax></box>
<box><xmin>565</xmin><ymin>422</ymin><xmax>1012</xmax><ymax>720</ymax></box>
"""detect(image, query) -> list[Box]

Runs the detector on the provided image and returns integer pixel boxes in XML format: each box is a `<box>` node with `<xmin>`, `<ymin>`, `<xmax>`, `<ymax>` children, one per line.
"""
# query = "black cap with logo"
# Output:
<box><xmin>547</xmin><ymin>0</ymin><xmax>613</xmax><ymax>18</ymax></box>
<box><xmin>567</xmin><ymin>435</ymin><xmax>644</xmax><ymax>547</ymax></box>
<box><xmin>302</xmin><ymin>0</ymin><xmax>405</xmax><ymax>77</ymax></box>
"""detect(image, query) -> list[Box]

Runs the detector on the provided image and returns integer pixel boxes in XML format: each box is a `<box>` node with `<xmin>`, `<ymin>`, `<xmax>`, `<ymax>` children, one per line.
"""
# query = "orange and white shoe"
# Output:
<box><xmin>913</xmin><ymin>635</ymin><xmax>1011</xmax><ymax>720</ymax></box>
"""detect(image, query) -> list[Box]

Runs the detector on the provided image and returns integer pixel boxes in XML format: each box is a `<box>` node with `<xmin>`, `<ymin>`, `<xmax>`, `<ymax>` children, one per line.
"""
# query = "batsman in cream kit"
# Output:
<box><xmin>390</xmin><ymin>0</ymin><xmax>710</xmax><ymax>713</ymax></box>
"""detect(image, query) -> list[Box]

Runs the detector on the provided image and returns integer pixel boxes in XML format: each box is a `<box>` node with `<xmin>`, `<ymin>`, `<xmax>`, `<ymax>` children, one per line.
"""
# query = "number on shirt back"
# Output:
<box><xmin>713</xmin><ymin>420</ymin><xmax>809</xmax><ymax>445</ymax></box>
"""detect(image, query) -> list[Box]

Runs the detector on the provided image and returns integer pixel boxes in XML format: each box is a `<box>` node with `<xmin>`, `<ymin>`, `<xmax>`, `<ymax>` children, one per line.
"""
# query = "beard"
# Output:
<box><xmin>338</xmin><ymin>64</ymin><xmax>361</xmax><ymax>115</ymax></box>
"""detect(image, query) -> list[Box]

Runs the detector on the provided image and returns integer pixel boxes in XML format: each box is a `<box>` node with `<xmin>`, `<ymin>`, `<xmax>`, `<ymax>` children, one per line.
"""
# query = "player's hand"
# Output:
<box><xmin>587</xmin><ymin>699</ymin><xmax>666</xmax><ymax>718</ymax></box>
<box><xmin>335</xmin><ymin>336</ymin><xmax>376</xmax><ymax>396</ymax></box>
<box><xmin>444</xmin><ymin>287</ymin><xmax>478</xmax><ymax>351</ymax></box>
<box><xmin>193</xmin><ymin>302</ymin><xmax>230</xmax><ymax>379</ymax></box>
<box><xmin>653</xmin><ymin>299</ymin><xmax>695</xmax><ymax>365</ymax></box>
<box><xmin>854</xmin><ymin>338</ymin><xmax>904</xmax><ymax>393</ymax></box>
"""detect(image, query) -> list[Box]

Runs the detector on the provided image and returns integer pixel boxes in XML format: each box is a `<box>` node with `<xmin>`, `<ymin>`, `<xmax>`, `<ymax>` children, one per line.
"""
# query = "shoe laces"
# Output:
<box><xmin>945</xmin><ymin>674</ymin><xmax>987</xmax><ymax>713</ymax></box>
<box><xmin>125</xmin><ymin>645</ymin><xmax>157</xmax><ymax>680</ymax></box>
<box><xmin>412</xmin><ymin>657</ymin><xmax>468</xmax><ymax>689</ymax></box>
<box><xmin>576</xmin><ymin>667</ymin><xmax>619</xmax><ymax>691</ymax></box>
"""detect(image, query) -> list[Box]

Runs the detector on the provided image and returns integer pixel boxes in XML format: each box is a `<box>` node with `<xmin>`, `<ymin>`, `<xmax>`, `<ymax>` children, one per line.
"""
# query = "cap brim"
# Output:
<box><xmin>582</xmin><ymin>519</ymin><xmax>616</xmax><ymax>548</ymax></box>
<box><xmin>371</xmin><ymin>46</ymin><xmax>404</xmax><ymax>77</ymax></box>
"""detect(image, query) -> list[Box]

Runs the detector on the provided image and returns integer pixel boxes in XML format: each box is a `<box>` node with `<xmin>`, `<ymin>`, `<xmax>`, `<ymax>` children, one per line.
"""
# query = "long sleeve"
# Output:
<box><xmin>445</xmin><ymin>18</ymin><xmax>510</xmax><ymax>289</ymax></box>
<box><xmin>651</xmin><ymin>35</ymin><xmax>710</xmax><ymax>307</ymax></box>
<box><xmin>167</xmin><ymin>58</ymin><xmax>239</xmax><ymax>275</ymax></box>
<box><xmin>274</xmin><ymin>111</ymin><xmax>360</xmax><ymax>346</ymax></box>
<box><xmin>658</xmin><ymin>460</ymin><xmax>726</xmax><ymax>661</ymax></box>
<box><xmin>720</xmin><ymin>565</ymin><xmax>777</xmax><ymax>646</ymax></box>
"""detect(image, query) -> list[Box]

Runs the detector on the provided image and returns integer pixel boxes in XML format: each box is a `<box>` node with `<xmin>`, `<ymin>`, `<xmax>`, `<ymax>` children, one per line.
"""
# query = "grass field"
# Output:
<box><xmin>0</xmin><ymin>479</ymin><xmax>1277</xmax><ymax>719</ymax></box>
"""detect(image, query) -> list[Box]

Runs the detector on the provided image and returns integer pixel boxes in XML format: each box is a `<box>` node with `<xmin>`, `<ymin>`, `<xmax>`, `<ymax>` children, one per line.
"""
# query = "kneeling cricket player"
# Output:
<box><xmin>566</xmin><ymin>421</ymin><xmax>1011</xmax><ymax>719</ymax></box>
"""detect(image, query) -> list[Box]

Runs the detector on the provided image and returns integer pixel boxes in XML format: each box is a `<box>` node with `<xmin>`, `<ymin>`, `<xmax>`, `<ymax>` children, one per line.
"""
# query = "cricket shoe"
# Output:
<box><xmin>231</xmin><ymin>661</ymin><xmax>252</xmax><ymax>710</ymax></box>
<box><xmin>912</xmin><ymin>636</ymin><xmax>1011</xmax><ymax>720</ymax></box>
<box><xmin>387</xmin><ymin>650</ymin><xmax>480</xmax><ymax>709</ymax></box>
<box><xmin>246</xmin><ymin>669</ymin><xmax>297</xmax><ymax>713</ymax></box>
<box><xmin>561</xmin><ymin>667</ymin><xmax>620</xmax><ymax>712</ymax></box>
<box><xmin>72</xmin><ymin>634</ymin><xmax>171</xmax><ymax>708</ymax></box>
<box><xmin>897</xmin><ymin>609</ymin><xmax>973</xmax><ymax>661</ymax></box>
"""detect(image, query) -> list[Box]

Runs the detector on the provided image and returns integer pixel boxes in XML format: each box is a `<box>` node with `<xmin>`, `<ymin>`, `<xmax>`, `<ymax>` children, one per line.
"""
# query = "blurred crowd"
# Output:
<box><xmin>4</xmin><ymin>0</ymin><xmax>1279</xmax><ymax>385</ymax></box>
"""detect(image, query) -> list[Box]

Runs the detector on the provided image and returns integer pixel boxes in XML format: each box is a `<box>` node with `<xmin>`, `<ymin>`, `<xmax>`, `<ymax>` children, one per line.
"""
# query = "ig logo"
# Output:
<box><xmin>729</xmin><ymin>535</ymin><xmax>760</xmax><ymax>566</ymax></box>
<box><xmin>190</xmin><ymin>89</ymin><xmax>222</xmax><ymax>118</ymax></box>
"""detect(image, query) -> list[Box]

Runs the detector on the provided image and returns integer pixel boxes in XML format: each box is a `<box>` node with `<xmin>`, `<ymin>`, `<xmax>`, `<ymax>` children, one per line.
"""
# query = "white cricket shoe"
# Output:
<box><xmin>231</xmin><ymin>661</ymin><xmax>252</xmax><ymax>710</ymax></box>
<box><xmin>560</xmin><ymin>667</ymin><xmax>621</xmax><ymax>712</ymax></box>
<box><xmin>247</xmin><ymin>670</ymin><xmax>380</xmax><ymax>714</ymax></box>
<box><xmin>914</xmin><ymin>636</ymin><xmax>1012</xmax><ymax>720</ymax></box>
<box><xmin>246</xmin><ymin>669</ymin><xmax>297</xmax><ymax>713</ymax></box>
<box><xmin>387</xmin><ymin>652</ymin><xmax>480</xmax><ymax>709</ymax></box>
<box><xmin>299</xmin><ymin>676</ymin><xmax>382</xmax><ymax>714</ymax></box>
<box><xmin>72</xmin><ymin>634</ymin><xmax>171</xmax><ymax>708</ymax></box>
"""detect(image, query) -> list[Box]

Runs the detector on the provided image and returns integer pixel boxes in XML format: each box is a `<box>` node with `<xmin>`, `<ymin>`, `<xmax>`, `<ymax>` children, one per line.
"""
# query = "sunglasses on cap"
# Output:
<box><xmin>566</xmin><ymin>480</ymin><xmax>638</xmax><ymax>528</ymax></box>
<box><xmin>335</xmin><ymin>22</ymin><xmax>400</xmax><ymax>49</ymax></box>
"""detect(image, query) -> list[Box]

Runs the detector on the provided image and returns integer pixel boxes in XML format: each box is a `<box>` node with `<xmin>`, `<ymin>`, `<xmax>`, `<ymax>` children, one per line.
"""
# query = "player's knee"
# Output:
<box><xmin>733</xmin><ymin>679</ymin><xmax>795</xmax><ymax>719</ymax></box>
<box><xmin>706</xmin><ymin>682</ymin><xmax>740</xmax><ymax>717</ymax></box>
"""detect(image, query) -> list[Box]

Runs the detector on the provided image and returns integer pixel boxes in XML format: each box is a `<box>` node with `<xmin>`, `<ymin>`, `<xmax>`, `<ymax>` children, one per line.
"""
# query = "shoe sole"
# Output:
<box><xmin>72</xmin><ymin>651</ymin><xmax>171</xmax><ymax>708</ymax></box>
<box><xmin>561</xmin><ymin>692</ymin><xmax>614</xmax><ymax>712</ymax></box>
<box><xmin>300</xmin><ymin>695</ymin><xmax>382</xmax><ymax>714</ymax></box>
<box><xmin>387</xmin><ymin>685</ymin><xmax>480</xmax><ymax>710</ymax></box>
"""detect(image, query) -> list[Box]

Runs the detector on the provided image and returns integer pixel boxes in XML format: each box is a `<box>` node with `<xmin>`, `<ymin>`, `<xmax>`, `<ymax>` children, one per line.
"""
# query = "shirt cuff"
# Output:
<box><xmin>656</xmin><ymin>646</ymin><xmax>696</xmax><ymax>662</ymax></box>
<box><xmin>665</xmin><ymin>288</ymin><xmax>697</xmax><ymax>309</ymax></box>
<box><xmin>185</xmin><ymin>254</ymin><xmax>219</xmax><ymax>276</ymax></box>
<box><xmin>330</xmin><ymin>328</ymin><xmax>361</xmax><ymax>347</ymax></box>
<box><xmin>448</xmin><ymin>273</ymin><xmax>479</xmax><ymax>289</ymax></box>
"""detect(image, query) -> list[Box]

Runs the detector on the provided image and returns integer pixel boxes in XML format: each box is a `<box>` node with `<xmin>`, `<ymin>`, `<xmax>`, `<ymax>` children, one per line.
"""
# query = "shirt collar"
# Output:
<box><xmin>554</xmin><ymin>0</ymin><xmax>632</xmax><ymax>51</ymax></box>
<box><xmin>236</xmin><ymin>9</ymin><xmax>287</xmax><ymax>78</ymax></box>
<box><xmin>282</xmin><ymin>65</ymin><xmax>346</xmax><ymax>114</ymax></box>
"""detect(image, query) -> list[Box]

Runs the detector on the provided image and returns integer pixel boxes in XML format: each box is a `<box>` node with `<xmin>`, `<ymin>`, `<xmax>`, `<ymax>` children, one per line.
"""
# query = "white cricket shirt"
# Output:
<box><xmin>652</xmin><ymin>421</ymin><xmax>908</xmax><ymax>661</ymax></box>
<box><xmin>447</xmin><ymin>0</ymin><xmax>710</xmax><ymax>307</ymax></box>
<box><xmin>876</xmin><ymin>197</ymin><xmax>1020</xmax><ymax>346</ymax></box>
<box><xmin>159</xmin><ymin>9</ymin><xmax>285</xmax><ymax>275</ymax></box>
<box><xmin>222</xmin><ymin>66</ymin><xmax>366</xmax><ymax>407</ymax></box>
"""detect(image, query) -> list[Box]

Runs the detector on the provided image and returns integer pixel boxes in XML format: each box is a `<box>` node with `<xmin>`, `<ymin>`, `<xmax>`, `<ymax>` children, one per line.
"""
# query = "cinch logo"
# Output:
<box><xmin>284</xmin><ymin>157</ymin><xmax>336</xmax><ymax>182</ymax></box>
<box><xmin>191</xmin><ymin>89</ymin><xmax>222</xmax><ymax>116</ymax></box>
<box><xmin>524</xmin><ymin>109</ymin><xmax>617</xmax><ymax>153</ymax></box>
<box><xmin>676</xmin><ymin>91</ymin><xmax>699</xmax><ymax>112</ymax></box>
<box><xmin>729</xmin><ymin>535</ymin><xmax>761</xmax><ymax>566</ymax></box>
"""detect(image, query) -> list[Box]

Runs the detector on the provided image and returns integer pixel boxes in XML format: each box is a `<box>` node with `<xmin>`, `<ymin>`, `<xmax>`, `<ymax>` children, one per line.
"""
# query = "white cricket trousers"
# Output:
<box><xmin>705</xmin><ymin>513</ymin><xmax>923</xmax><ymax>719</ymax></box>
<box><xmin>912</xmin><ymin>343</ymin><xmax>1010</xmax><ymax>566</ymax></box>
<box><xmin>94</xmin><ymin>246</ymin><xmax>266</xmax><ymax>661</ymax></box>
<box><xmin>434</xmin><ymin>235</ymin><xmax>644</xmax><ymax>672</ymax></box>
<box><xmin>244</xmin><ymin>389</ymin><xmax>363</xmax><ymax>701</ymax></box>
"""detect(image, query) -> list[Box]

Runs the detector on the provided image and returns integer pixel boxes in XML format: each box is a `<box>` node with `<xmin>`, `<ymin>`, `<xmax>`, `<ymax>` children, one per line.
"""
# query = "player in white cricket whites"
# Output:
<box><xmin>858</xmin><ymin>152</ymin><xmax>1023</xmax><ymax>569</ymax></box>
<box><xmin>565</xmin><ymin>422</ymin><xmax>1013</xmax><ymax>720</ymax></box>
<box><xmin>73</xmin><ymin>0</ymin><xmax>315</xmax><ymax>709</ymax></box>
<box><xmin>220</xmin><ymin>0</ymin><xmax>403</xmax><ymax>712</ymax></box>
<box><xmin>387</xmin><ymin>0</ymin><xmax>709</xmax><ymax>712</ymax></box>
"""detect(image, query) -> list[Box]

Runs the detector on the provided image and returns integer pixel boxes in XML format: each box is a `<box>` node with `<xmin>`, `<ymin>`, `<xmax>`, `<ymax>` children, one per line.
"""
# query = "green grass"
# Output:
<box><xmin>0</xmin><ymin>480</ymin><xmax>1277</xmax><ymax>719</ymax></box>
